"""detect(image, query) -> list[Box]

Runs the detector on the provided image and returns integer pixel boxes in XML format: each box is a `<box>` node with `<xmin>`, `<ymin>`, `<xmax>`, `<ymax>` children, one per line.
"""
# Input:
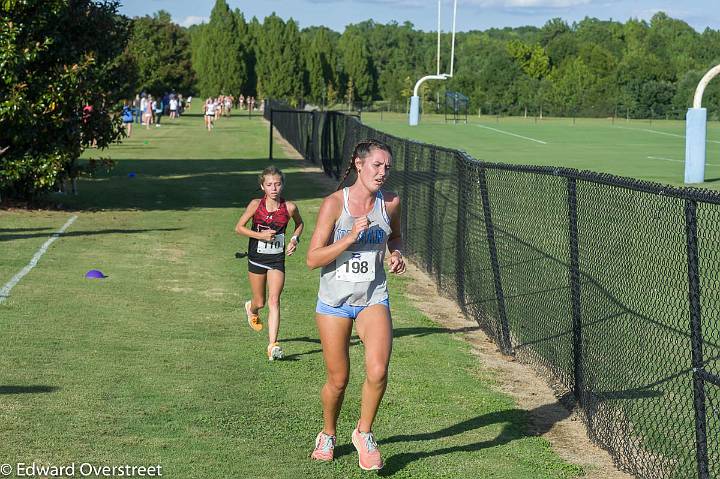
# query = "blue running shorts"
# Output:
<box><xmin>315</xmin><ymin>298</ymin><xmax>390</xmax><ymax>320</ymax></box>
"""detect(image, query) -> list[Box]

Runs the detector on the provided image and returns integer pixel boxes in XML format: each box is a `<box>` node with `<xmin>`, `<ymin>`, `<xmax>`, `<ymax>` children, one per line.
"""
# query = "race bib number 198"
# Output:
<box><xmin>257</xmin><ymin>233</ymin><xmax>285</xmax><ymax>254</ymax></box>
<box><xmin>336</xmin><ymin>251</ymin><xmax>376</xmax><ymax>282</ymax></box>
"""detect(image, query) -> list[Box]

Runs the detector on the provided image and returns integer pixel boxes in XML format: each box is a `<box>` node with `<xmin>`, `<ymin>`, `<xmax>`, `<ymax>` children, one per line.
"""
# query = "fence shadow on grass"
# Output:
<box><xmin>0</xmin><ymin>385</ymin><xmax>59</xmax><ymax>394</ymax></box>
<box><xmin>337</xmin><ymin>388</ymin><xmax>652</xmax><ymax>475</ymax></box>
<box><xmin>281</xmin><ymin>338</ymin><xmax>362</xmax><ymax>360</ymax></box>
<box><xmin>0</xmin><ymin>227</ymin><xmax>182</xmax><ymax>242</ymax></box>
<box><xmin>281</xmin><ymin>327</ymin><xmax>481</xmax><ymax>361</ymax></box>
<box><xmin>283</xmin><ymin>326</ymin><xmax>481</xmax><ymax>347</ymax></box>
<box><xmin>0</xmin><ymin>227</ymin><xmax>54</xmax><ymax>233</ymax></box>
<box><xmin>178</xmin><ymin>113</ymin><xmax>263</xmax><ymax>119</ymax></box>
<box><xmin>55</xmin><ymin>158</ymin><xmax>326</xmax><ymax>212</ymax></box>
<box><xmin>394</xmin><ymin>326</ymin><xmax>482</xmax><ymax>338</ymax></box>
<box><xmin>331</xmin><ymin>394</ymin><xmax>574</xmax><ymax>473</ymax></box>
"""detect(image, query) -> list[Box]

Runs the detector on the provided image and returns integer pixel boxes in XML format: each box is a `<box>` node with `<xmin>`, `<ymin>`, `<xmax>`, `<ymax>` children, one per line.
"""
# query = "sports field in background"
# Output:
<box><xmin>362</xmin><ymin>112</ymin><xmax>720</xmax><ymax>190</ymax></box>
<box><xmin>0</xmin><ymin>107</ymin><xmax>587</xmax><ymax>478</ymax></box>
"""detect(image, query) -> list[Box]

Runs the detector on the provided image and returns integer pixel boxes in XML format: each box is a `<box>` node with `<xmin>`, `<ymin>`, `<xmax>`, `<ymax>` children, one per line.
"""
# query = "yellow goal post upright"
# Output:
<box><xmin>409</xmin><ymin>0</ymin><xmax>457</xmax><ymax>126</ymax></box>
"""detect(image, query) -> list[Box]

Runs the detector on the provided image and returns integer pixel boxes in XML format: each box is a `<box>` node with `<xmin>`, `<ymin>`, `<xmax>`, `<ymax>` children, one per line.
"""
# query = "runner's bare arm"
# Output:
<box><xmin>234</xmin><ymin>199</ymin><xmax>275</xmax><ymax>241</ymax></box>
<box><xmin>306</xmin><ymin>194</ymin><xmax>362</xmax><ymax>269</ymax></box>
<box><xmin>286</xmin><ymin>202</ymin><xmax>304</xmax><ymax>256</ymax></box>
<box><xmin>385</xmin><ymin>193</ymin><xmax>405</xmax><ymax>274</ymax></box>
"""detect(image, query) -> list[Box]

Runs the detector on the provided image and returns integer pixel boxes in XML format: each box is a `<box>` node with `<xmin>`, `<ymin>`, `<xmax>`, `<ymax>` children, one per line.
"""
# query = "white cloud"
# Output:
<box><xmin>309</xmin><ymin>0</ymin><xmax>425</xmax><ymax>5</ymax></box>
<box><xmin>179</xmin><ymin>15</ymin><xmax>209</xmax><ymax>27</ymax></box>
<box><xmin>462</xmin><ymin>0</ymin><xmax>592</xmax><ymax>7</ymax></box>
<box><xmin>305</xmin><ymin>0</ymin><xmax>587</xmax><ymax>7</ymax></box>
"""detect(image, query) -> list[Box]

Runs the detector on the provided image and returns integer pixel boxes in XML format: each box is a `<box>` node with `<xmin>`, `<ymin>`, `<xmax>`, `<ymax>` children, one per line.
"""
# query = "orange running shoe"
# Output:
<box><xmin>244</xmin><ymin>300</ymin><xmax>262</xmax><ymax>332</ymax></box>
<box><xmin>267</xmin><ymin>342</ymin><xmax>284</xmax><ymax>361</ymax></box>
<box><xmin>310</xmin><ymin>431</ymin><xmax>336</xmax><ymax>462</ymax></box>
<box><xmin>351</xmin><ymin>425</ymin><xmax>383</xmax><ymax>471</ymax></box>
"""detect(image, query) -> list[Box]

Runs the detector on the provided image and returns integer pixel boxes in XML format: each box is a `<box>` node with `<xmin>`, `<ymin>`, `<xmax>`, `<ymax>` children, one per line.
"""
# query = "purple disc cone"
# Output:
<box><xmin>85</xmin><ymin>269</ymin><xmax>107</xmax><ymax>279</ymax></box>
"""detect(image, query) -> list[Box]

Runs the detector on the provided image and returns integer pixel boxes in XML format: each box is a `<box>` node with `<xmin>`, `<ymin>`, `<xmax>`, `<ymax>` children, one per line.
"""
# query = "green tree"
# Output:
<box><xmin>244</xmin><ymin>16</ymin><xmax>262</xmax><ymax>96</ymax></box>
<box><xmin>127</xmin><ymin>11</ymin><xmax>195</xmax><ymax>96</ymax></box>
<box><xmin>0</xmin><ymin>0</ymin><xmax>133</xmax><ymax>199</ymax></box>
<box><xmin>539</xmin><ymin>18</ymin><xmax>571</xmax><ymax>46</ymax></box>
<box><xmin>616</xmin><ymin>50</ymin><xmax>668</xmax><ymax>117</ymax></box>
<box><xmin>192</xmin><ymin>0</ymin><xmax>246</xmax><ymax>97</ymax></box>
<box><xmin>303</xmin><ymin>27</ymin><xmax>338</xmax><ymax>104</ymax></box>
<box><xmin>473</xmin><ymin>44</ymin><xmax>523</xmax><ymax>114</ymax></box>
<box><xmin>507</xmin><ymin>40</ymin><xmax>550</xmax><ymax>79</ymax></box>
<box><xmin>338</xmin><ymin>27</ymin><xmax>374</xmax><ymax>102</ymax></box>
<box><xmin>548</xmin><ymin>58</ymin><xmax>598</xmax><ymax>116</ymax></box>
<box><xmin>282</xmin><ymin>19</ymin><xmax>304</xmax><ymax>103</ymax></box>
<box><xmin>646</xmin><ymin>12</ymin><xmax>700</xmax><ymax>77</ymax></box>
<box><xmin>255</xmin><ymin>14</ymin><xmax>303</xmax><ymax>102</ymax></box>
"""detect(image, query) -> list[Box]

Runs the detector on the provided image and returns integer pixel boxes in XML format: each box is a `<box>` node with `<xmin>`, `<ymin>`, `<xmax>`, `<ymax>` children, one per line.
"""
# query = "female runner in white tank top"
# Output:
<box><xmin>306</xmin><ymin>139</ymin><xmax>405</xmax><ymax>471</ymax></box>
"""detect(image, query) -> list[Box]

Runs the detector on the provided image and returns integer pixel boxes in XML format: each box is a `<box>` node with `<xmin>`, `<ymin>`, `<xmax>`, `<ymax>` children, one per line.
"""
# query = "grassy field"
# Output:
<box><xmin>362</xmin><ymin>112</ymin><xmax>720</xmax><ymax>190</ymax></box>
<box><xmin>0</xmin><ymin>107</ymin><xmax>586</xmax><ymax>478</ymax></box>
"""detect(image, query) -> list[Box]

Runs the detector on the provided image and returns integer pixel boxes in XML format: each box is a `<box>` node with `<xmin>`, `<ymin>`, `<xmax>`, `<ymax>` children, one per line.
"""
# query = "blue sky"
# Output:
<box><xmin>118</xmin><ymin>0</ymin><xmax>720</xmax><ymax>33</ymax></box>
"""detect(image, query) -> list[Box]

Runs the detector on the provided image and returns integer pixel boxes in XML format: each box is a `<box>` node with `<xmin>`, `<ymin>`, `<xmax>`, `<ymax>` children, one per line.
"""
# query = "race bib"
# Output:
<box><xmin>257</xmin><ymin>233</ymin><xmax>285</xmax><ymax>254</ymax></box>
<box><xmin>336</xmin><ymin>251</ymin><xmax>376</xmax><ymax>282</ymax></box>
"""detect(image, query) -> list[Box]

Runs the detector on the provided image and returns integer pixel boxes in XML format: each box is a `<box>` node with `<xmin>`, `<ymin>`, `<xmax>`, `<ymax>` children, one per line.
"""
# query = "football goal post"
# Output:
<box><xmin>685</xmin><ymin>64</ymin><xmax>720</xmax><ymax>183</ymax></box>
<box><xmin>409</xmin><ymin>0</ymin><xmax>457</xmax><ymax>126</ymax></box>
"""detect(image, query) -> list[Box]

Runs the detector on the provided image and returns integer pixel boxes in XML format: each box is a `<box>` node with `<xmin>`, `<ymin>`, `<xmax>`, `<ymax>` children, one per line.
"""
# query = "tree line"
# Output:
<box><xmin>3</xmin><ymin>0</ymin><xmax>720</xmax><ymax>199</ymax></box>
<box><xmin>186</xmin><ymin>0</ymin><xmax>720</xmax><ymax>119</ymax></box>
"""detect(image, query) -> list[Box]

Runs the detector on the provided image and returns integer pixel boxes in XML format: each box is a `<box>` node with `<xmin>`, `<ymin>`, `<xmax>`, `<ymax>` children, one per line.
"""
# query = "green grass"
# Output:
<box><xmin>362</xmin><ymin>112</ymin><xmax>720</xmax><ymax>190</ymax></box>
<box><xmin>0</xmin><ymin>107</ymin><xmax>585</xmax><ymax>477</ymax></box>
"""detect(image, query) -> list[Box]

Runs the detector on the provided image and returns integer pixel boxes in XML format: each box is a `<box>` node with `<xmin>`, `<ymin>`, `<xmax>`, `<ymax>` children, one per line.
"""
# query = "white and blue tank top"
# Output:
<box><xmin>318</xmin><ymin>188</ymin><xmax>393</xmax><ymax>307</ymax></box>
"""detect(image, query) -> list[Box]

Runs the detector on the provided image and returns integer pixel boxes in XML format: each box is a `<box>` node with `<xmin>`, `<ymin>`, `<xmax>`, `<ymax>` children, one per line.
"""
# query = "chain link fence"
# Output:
<box><xmin>265</xmin><ymin>104</ymin><xmax>720</xmax><ymax>479</ymax></box>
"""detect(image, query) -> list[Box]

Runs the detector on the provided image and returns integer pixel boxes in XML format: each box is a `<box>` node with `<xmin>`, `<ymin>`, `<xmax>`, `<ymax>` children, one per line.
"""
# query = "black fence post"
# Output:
<box><xmin>269</xmin><ymin>109</ymin><xmax>274</xmax><ymax>161</ymax></box>
<box><xmin>567</xmin><ymin>177</ymin><xmax>584</xmax><ymax>406</ymax></box>
<box><xmin>310</xmin><ymin>111</ymin><xmax>318</xmax><ymax>164</ymax></box>
<box><xmin>426</xmin><ymin>148</ymin><xmax>437</xmax><ymax>275</ymax></box>
<box><xmin>686</xmin><ymin>199</ymin><xmax>710</xmax><ymax>479</ymax></box>
<box><xmin>455</xmin><ymin>155</ymin><xmax>468</xmax><ymax>313</ymax></box>
<box><xmin>401</xmin><ymin>142</ymin><xmax>411</xmax><ymax>243</ymax></box>
<box><xmin>478</xmin><ymin>165</ymin><xmax>512</xmax><ymax>354</ymax></box>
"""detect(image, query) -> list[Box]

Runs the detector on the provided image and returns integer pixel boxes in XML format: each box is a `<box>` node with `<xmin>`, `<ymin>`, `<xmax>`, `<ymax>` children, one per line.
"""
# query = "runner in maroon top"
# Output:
<box><xmin>235</xmin><ymin>166</ymin><xmax>304</xmax><ymax>360</ymax></box>
<box><xmin>247</xmin><ymin>196</ymin><xmax>291</xmax><ymax>271</ymax></box>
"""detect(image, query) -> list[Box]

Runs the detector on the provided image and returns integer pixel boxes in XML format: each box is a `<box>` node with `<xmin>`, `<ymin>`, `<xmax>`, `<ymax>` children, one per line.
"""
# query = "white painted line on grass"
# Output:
<box><xmin>647</xmin><ymin>156</ymin><xmax>720</xmax><ymax>167</ymax></box>
<box><xmin>647</xmin><ymin>156</ymin><xmax>682</xmax><ymax>163</ymax></box>
<box><xmin>641</xmin><ymin>128</ymin><xmax>720</xmax><ymax>144</ymax></box>
<box><xmin>0</xmin><ymin>215</ymin><xmax>78</xmax><ymax>304</ymax></box>
<box><xmin>641</xmin><ymin>129</ymin><xmax>684</xmax><ymax>139</ymax></box>
<box><xmin>475</xmin><ymin>124</ymin><xmax>547</xmax><ymax>144</ymax></box>
<box><xmin>617</xmin><ymin>126</ymin><xmax>720</xmax><ymax>144</ymax></box>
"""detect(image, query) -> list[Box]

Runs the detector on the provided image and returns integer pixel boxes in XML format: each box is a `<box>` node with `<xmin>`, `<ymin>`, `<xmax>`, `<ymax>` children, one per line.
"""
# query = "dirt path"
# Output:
<box><xmin>269</xmin><ymin>127</ymin><xmax>634</xmax><ymax>478</ymax></box>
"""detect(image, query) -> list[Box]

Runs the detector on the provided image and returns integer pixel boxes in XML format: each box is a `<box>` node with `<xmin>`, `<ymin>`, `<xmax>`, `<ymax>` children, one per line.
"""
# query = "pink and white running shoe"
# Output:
<box><xmin>310</xmin><ymin>431</ymin><xmax>336</xmax><ymax>462</ymax></box>
<box><xmin>351</xmin><ymin>426</ymin><xmax>383</xmax><ymax>470</ymax></box>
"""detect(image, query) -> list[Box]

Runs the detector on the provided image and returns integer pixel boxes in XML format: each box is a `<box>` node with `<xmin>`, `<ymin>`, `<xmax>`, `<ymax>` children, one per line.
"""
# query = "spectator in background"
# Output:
<box><xmin>144</xmin><ymin>94</ymin><xmax>153</xmax><ymax>128</ymax></box>
<box><xmin>122</xmin><ymin>101</ymin><xmax>134</xmax><ymax>137</ymax></box>
<box><xmin>169</xmin><ymin>95</ymin><xmax>178</xmax><ymax>119</ymax></box>
<box><xmin>154</xmin><ymin>96</ymin><xmax>163</xmax><ymax>127</ymax></box>
<box><xmin>133</xmin><ymin>94</ymin><xmax>142</xmax><ymax>123</ymax></box>
<box><xmin>140</xmin><ymin>94</ymin><xmax>148</xmax><ymax>125</ymax></box>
